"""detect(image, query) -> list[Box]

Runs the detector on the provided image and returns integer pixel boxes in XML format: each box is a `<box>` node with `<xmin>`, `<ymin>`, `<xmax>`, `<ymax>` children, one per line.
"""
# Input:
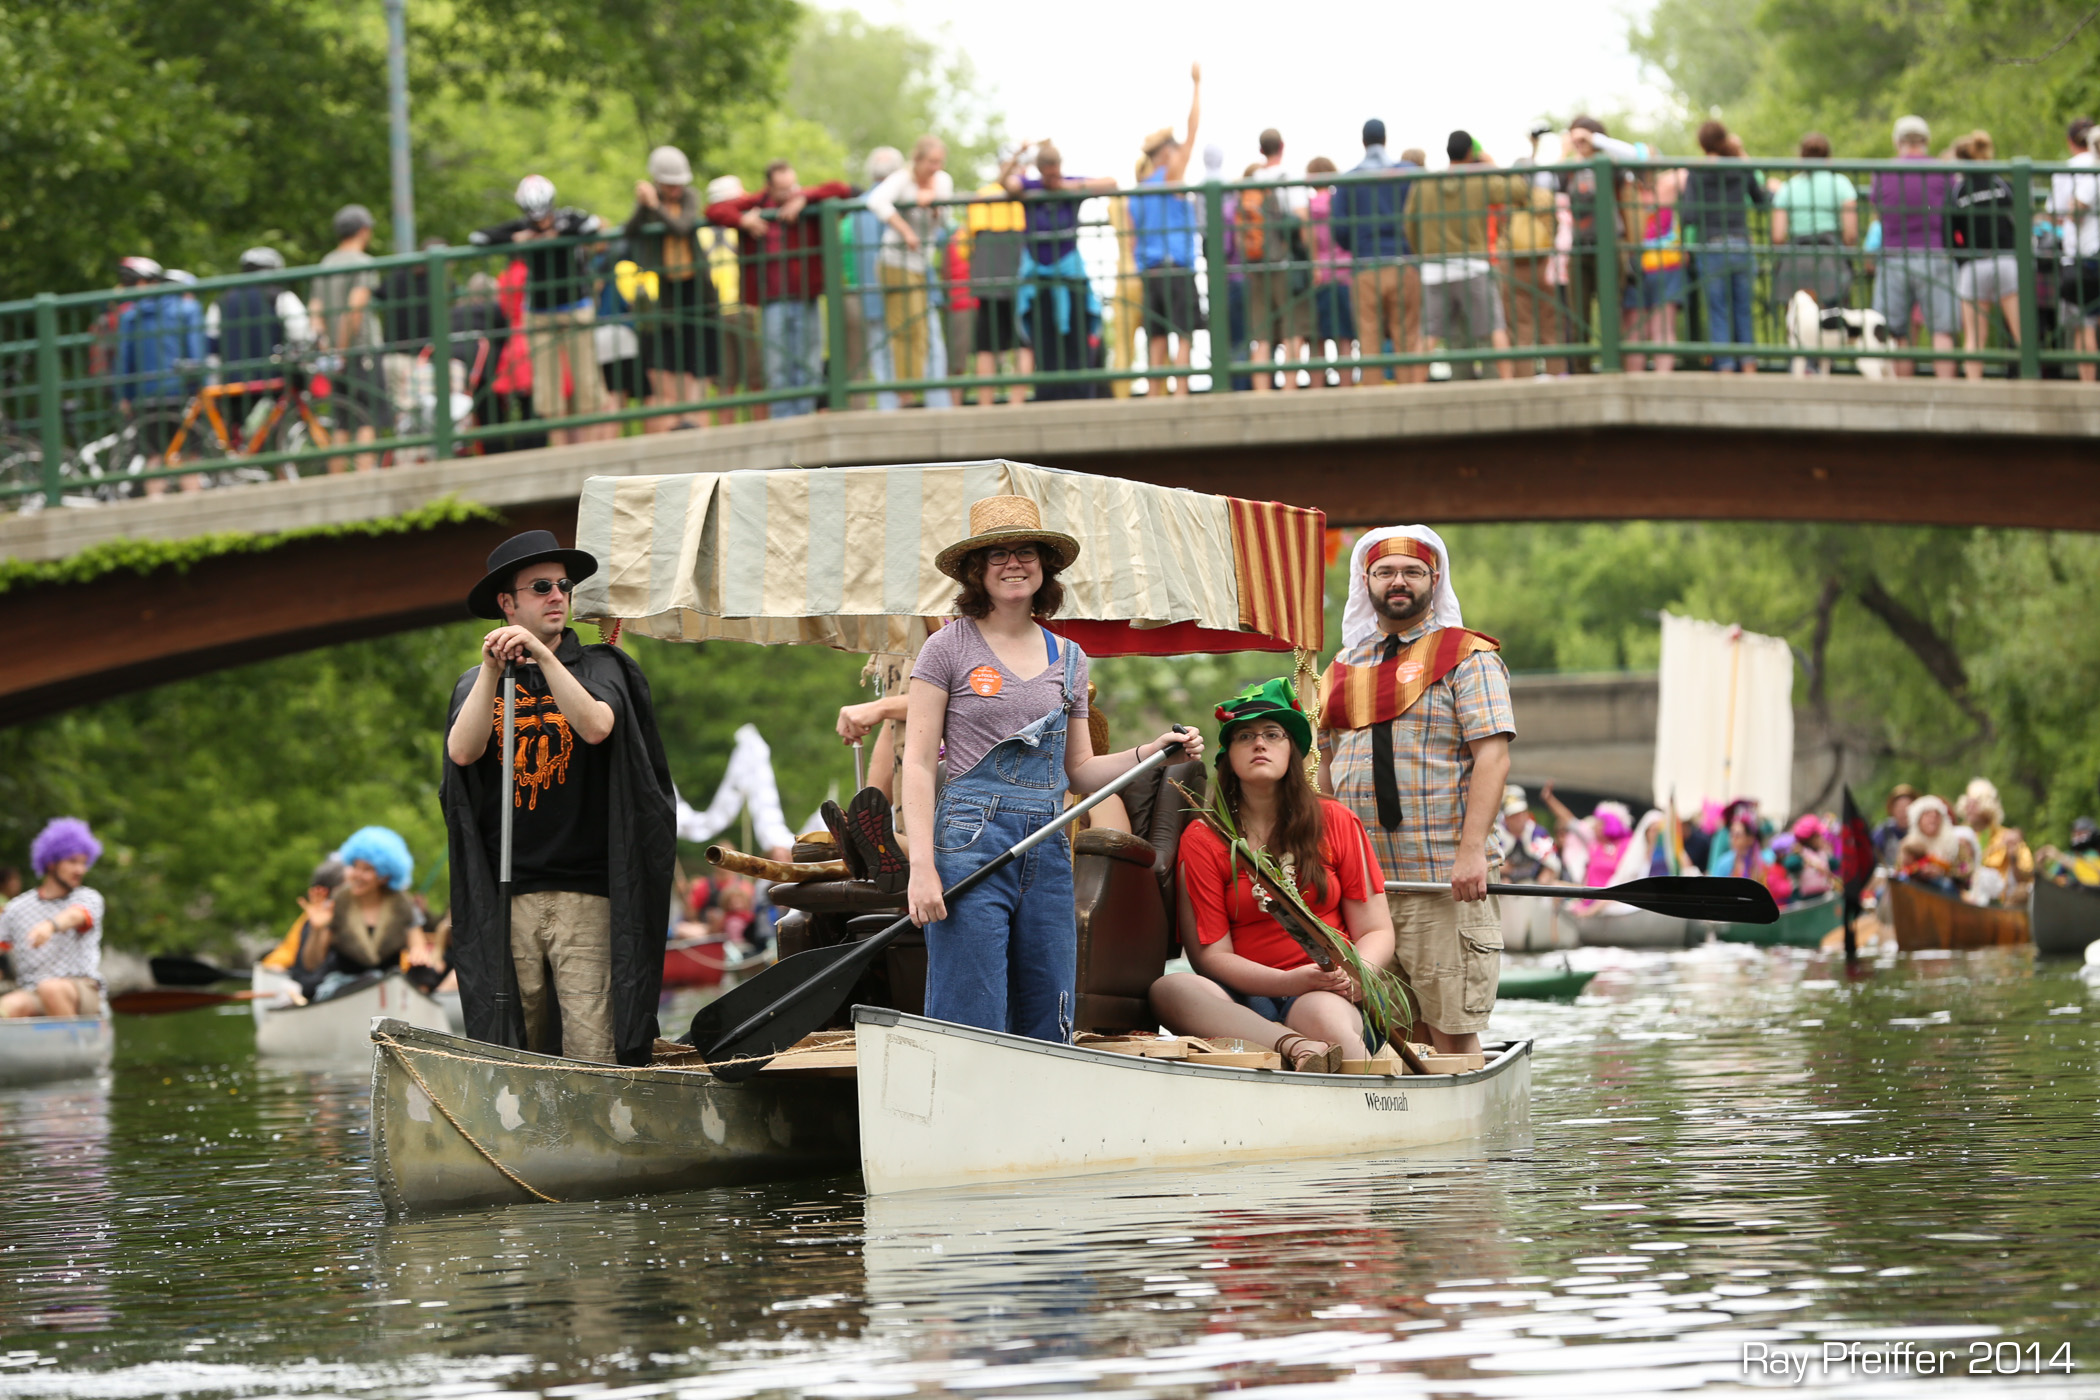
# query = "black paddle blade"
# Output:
<box><xmin>150</xmin><ymin>955</ymin><xmax>238</xmax><ymax>987</ymax></box>
<box><xmin>682</xmin><ymin>937</ymin><xmax>889</xmax><ymax>1082</ymax></box>
<box><xmin>1602</xmin><ymin>876</ymin><xmax>1781</xmax><ymax>924</ymax></box>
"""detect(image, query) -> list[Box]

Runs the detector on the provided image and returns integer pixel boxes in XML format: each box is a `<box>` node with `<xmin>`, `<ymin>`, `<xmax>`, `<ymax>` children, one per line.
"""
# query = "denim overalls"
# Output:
<box><xmin>924</xmin><ymin>631</ymin><xmax>1079</xmax><ymax>1042</ymax></box>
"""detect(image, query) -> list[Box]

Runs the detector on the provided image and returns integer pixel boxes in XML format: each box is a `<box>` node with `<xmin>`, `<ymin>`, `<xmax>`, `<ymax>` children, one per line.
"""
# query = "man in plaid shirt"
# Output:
<box><xmin>1319</xmin><ymin>526</ymin><xmax>1513</xmax><ymax>1056</ymax></box>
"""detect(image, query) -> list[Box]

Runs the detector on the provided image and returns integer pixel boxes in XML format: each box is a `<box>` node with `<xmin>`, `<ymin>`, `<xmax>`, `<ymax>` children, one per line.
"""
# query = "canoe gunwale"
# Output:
<box><xmin>0</xmin><ymin>1012</ymin><xmax>115</xmax><ymax>1088</ymax></box>
<box><xmin>849</xmin><ymin>1005</ymin><xmax>1531</xmax><ymax>1088</ymax></box>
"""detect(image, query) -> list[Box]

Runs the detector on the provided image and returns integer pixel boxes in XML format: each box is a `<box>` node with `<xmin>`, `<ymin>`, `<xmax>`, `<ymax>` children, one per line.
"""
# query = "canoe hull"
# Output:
<box><xmin>0</xmin><ymin>1014</ymin><xmax>113</xmax><ymax>1088</ymax></box>
<box><xmin>256</xmin><ymin>971</ymin><xmax>451</xmax><ymax>1060</ymax></box>
<box><xmin>1706</xmin><ymin>891</ymin><xmax>1844</xmax><ymax>948</ymax></box>
<box><xmin>1500</xmin><ymin>896</ymin><xmax>1577</xmax><ymax>952</ymax></box>
<box><xmin>2030</xmin><ymin>879</ymin><xmax>2100</xmax><ymax>958</ymax></box>
<box><xmin>1888</xmin><ymin>879</ymin><xmax>2030</xmax><ymax>951</ymax></box>
<box><xmin>368</xmin><ymin>1018</ymin><xmax>859</xmax><ymax>1214</ymax></box>
<box><xmin>1570</xmin><ymin>907</ymin><xmax>1697</xmax><ymax>949</ymax></box>
<box><xmin>853</xmin><ymin>1007</ymin><xmax>1531</xmax><ymax>1196</ymax></box>
<box><xmin>1496</xmin><ymin>966</ymin><xmax>1598</xmax><ymax>1001</ymax></box>
<box><xmin>662</xmin><ymin>941</ymin><xmax>727</xmax><ymax>988</ymax></box>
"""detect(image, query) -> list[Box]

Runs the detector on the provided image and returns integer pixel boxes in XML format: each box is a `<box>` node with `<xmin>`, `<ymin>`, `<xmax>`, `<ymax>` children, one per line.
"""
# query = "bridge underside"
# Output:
<box><xmin>5</xmin><ymin>377</ymin><xmax>2094</xmax><ymax>724</ymax></box>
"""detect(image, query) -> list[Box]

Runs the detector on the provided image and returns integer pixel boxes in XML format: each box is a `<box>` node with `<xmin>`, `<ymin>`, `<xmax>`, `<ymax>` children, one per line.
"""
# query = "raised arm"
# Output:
<box><xmin>1163</xmin><ymin>63</ymin><xmax>1202</xmax><ymax>183</ymax></box>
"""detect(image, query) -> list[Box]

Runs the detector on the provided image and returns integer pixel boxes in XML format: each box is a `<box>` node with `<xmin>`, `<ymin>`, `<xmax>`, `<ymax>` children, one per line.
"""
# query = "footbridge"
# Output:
<box><xmin>5</xmin><ymin>375</ymin><xmax>2095</xmax><ymax>724</ymax></box>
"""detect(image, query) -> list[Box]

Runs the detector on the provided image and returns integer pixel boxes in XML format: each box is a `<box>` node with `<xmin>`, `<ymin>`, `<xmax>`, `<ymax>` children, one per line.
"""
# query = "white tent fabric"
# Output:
<box><xmin>1652</xmin><ymin>612</ymin><xmax>1794</xmax><ymax>820</ymax></box>
<box><xmin>674</xmin><ymin>724</ymin><xmax>796</xmax><ymax>852</ymax></box>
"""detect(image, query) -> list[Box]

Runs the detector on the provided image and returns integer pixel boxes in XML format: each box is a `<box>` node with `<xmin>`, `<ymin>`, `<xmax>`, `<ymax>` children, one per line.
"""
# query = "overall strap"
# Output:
<box><xmin>1059</xmin><ymin>632</ymin><xmax>1079</xmax><ymax>712</ymax></box>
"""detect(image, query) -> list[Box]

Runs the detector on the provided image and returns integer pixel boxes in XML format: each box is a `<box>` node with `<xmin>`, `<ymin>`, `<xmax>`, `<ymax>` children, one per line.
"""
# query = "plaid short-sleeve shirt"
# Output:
<box><xmin>1325</xmin><ymin>622</ymin><xmax>1517</xmax><ymax>882</ymax></box>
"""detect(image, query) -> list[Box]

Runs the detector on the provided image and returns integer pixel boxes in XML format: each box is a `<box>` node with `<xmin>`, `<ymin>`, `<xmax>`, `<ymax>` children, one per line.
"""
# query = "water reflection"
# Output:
<box><xmin>2</xmin><ymin>947</ymin><xmax>2098</xmax><ymax>1397</ymax></box>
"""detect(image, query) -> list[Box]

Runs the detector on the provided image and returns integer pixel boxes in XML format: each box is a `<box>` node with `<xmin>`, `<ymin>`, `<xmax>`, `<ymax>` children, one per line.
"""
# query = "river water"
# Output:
<box><xmin>2</xmin><ymin>943</ymin><xmax>2096</xmax><ymax>1397</ymax></box>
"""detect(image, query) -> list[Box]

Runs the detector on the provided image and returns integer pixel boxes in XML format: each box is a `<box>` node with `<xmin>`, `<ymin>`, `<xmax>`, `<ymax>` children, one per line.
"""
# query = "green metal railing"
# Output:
<box><xmin>3</xmin><ymin>156</ymin><xmax>2092</xmax><ymax>511</ymax></box>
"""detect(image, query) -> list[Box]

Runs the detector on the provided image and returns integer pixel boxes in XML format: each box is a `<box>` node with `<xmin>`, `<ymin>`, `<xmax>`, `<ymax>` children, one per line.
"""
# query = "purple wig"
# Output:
<box><xmin>30</xmin><ymin>817</ymin><xmax>102</xmax><ymax>876</ymax></box>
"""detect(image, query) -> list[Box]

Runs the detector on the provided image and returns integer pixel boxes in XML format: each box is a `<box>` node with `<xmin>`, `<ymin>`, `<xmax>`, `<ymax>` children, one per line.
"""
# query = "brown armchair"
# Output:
<box><xmin>1072</xmin><ymin>759</ymin><xmax>1206</xmax><ymax>1033</ymax></box>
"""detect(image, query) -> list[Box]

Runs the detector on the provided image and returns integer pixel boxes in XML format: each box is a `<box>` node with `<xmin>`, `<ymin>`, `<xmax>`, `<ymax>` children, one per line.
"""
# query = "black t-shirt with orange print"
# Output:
<box><xmin>475</xmin><ymin>630</ymin><xmax>612</xmax><ymax>896</ymax></box>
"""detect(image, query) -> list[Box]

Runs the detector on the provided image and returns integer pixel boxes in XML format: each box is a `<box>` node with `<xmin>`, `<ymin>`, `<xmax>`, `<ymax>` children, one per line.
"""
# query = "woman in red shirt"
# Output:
<box><xmin>1153</xmin><ymin>679</ymin><xmax>1396</xmax><ymax>1071</ymax></box>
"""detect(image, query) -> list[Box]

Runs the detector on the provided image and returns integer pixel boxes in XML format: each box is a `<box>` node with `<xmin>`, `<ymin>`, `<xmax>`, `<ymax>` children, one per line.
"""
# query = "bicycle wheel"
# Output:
<box><xmin>298</xmin><ymin>389</ymin><xmax>380</xmax><ymax>473</ymax></box>
<box><xmin>129</xmin><ymin>401</ymin><xmax>225</xmax><ymax>492</ymax></box>
<box><xmin>0</xmin><ymin>433</ymin><xmax>51</xmax><ymax>511</ymax></box>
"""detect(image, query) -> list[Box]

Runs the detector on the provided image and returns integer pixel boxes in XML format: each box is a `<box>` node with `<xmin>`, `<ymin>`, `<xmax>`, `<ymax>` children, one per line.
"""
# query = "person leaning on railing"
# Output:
<box><xmin>1768</xmin><ymin>132</ymin><xmax>1859</xmax><ymax>314</ymax></box>
<box><xmin>705</xmin><ymin>161</ymin><xmax>854</xmax><ymax>418</ymax></box>
<box><xmin>1302</xmin><ymin>157</ymin><xmax>1355</xmax><ymax>385</ymax></box>
<box><xmin>623</xmin><ymin>146</ymin><xmax>719</xmax><ymax>432</ymax></box>
<box><xmin>845</xmin><ymin>149</ymin><xmax>905</xmax><ymax>412</ymax></box>
<box><xmin>1501</xmin><ymin>129</ymin><xmax>1566</xmax><ymax>376</ymax></box>
<box><xmin>1332</xmin><ymin>119</ymin><xmax>1424</xmax><ymax>386</ymax></box>
<box><xmin>1682</xmin><ymin>120</ymin><xmax>1770</xmax><ymax>374</ymax></box>
<box><xmin>2049</xmin><ymin>118</ymin><xmax>2100</xmax><ymax>382</ymax></box>
<box><xmin>1557</xmin><ymin>117</ymin><xmax>1640</xmax><ymax>370</ymax></box>
<box><xmin>1406</xmin><ymin>132</ymin><xmax>1527</xmax><ymax>380</ymax></box>
<box><xmin>865</xmin><ymin>135</ymin><xmax>956</xmax><ymax>407</ymax></box>
<box><xmin>1130</xmin><ymin>63</ymin><xmax>1203</xmax><ymax>397</ymax></box>
<box><xmin>471</xmin><ymin>176</ymin><xmax>615</xmax><ymax>443</ymax></box>
<box><xmin>1000</xmin><ymin>141</ymin><xmax>1116</xmax><ymax>400</ymax></box>
<box><xmin>1948</xmin><ymin>131</ymin><xmax>2024</xmax><ymax>381</ymax></box>
<box><xmin>1870</xmin><ymin>116</ymin><xmax>1958</xmax><ymax>379</ymax></box>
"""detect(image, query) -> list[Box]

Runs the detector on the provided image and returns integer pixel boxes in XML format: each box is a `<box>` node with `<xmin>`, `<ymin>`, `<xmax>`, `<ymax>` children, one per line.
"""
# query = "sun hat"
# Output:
<box><xmin>466</xmin><ymin>529</ymin><xmax>599</xmax><ymax>620</ymax></box>
<box><xmin>1502</xmin><ymin>784</ymin><xmax>1529</xmax><ymax>816</ymax></box>
<box><xmin>647</xmin><ymin>145</ymin><xmax>693</xmax><ymax>186</ymax></box>
<box><xmin>1213</xmin><ymin>678</ymin><xmax>1313</xmax><ymax>759</ymax></box>
<box><xmin>934</xmin><ymin>495</ymin><xmax>1080</xmax><ymax>581</ymax></box>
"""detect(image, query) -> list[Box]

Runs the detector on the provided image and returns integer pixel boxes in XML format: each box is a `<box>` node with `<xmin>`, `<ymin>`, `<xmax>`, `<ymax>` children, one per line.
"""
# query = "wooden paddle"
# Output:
<box><xmin>686</xmin><ymin>731</ymin><xmax>1191</xmax><ymax>1080</ymax></box>
<box><xmin>148</xmin><ymin>955</ymin><xmax>244</xmax><ymax>986</ymax></box>
<box><xmin>111</xmin><ymin>988</ymin><xmax>268</xmax><ymax>1015</ymax></box>
<box><xmin>1384</xmin><ymin>875</ymin><xmax>1780</xmax><ymax>924</ymax></box>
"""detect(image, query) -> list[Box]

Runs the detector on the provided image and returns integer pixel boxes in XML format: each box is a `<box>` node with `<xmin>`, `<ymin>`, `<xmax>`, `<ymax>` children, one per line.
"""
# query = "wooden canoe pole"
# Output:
<box><xmin>706</xmin><ymin>845</ymin><xmax>850</xmax><ymax>883</ymax></box>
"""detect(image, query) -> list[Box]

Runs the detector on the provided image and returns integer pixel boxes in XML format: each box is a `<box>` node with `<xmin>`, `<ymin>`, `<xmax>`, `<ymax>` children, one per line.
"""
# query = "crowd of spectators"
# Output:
<box><xmin>84</xmin><ymin>90</ymin><xmax>2100</xmax><ymax>491</ymax></box>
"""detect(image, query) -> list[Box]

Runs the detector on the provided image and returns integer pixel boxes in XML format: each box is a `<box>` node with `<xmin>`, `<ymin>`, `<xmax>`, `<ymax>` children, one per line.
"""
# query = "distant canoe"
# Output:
<box><xmin>1705</xmin><ymin>891</ymin><xmax>1844</xmax><ymax>949</ymax></box>
<box><xmin>1570</xmin><ymin>906</ymin><xmax>1698</xmax><ymax>949</ymax></box>
<box><xmin>2030</xmin><ymin>879</ymin><xmax>2100</xmax><ymax>957</ymax></box>
<box><xmin>1497</xmin><ymin>964</ymin><xmax>1598</xmax><ymax>1001</ymax></box>
<box><xmin>254</xmin><ymin>969</ymin><xmax>450</xmax><ymax>1060</ymax></box>
<box><xmin>662</xmin><ymin>938</ymin><xmax>728</xmax><ymax>989</ymax></box>
<box><xmin>368</xmin><ymin>1018</ymin><xmax>859</xmax><ymax>1214</ymax></box>
<box><xmin>1887</xmin><ymin>879</ymin><xmax>2029</xmax><ymax>951</ymax></box>
<box><xmin>1501</xmin><ymin>896</ymin><xmax>1577</xmax><ymax>952</ymax></box>
<box><xmin>0</xmin><ymin>1013</ymin><xmax>113</xmax><ymax>1087</ymax></box>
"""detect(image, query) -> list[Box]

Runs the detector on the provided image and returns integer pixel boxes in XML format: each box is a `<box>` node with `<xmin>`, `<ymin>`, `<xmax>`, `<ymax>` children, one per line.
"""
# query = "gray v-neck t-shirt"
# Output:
<box><xmin>912</xmin><ymin>618</ymin><xmax>1090</xmax><ymax>778</ymax></box>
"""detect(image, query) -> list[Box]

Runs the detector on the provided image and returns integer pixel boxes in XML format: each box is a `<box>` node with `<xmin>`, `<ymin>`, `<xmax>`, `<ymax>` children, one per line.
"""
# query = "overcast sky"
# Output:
<box><xmin>855</xmin><ymin>0</ymin><xmax>1671</xmax><ymax>176</ymax></box>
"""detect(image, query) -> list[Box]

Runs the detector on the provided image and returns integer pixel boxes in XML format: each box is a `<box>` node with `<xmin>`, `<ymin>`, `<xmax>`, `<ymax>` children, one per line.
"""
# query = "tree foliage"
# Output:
<box><xmin>1631</xmin><ymin>0</ymin><xmax>2100</xmax><ymax>157</ymax></box>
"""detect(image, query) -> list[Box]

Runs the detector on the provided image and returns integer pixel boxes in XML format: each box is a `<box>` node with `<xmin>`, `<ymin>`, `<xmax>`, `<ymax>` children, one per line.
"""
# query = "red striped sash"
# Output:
<box><xmin>1319</xmin><ymin>628</ymin><xmax>1500</xmax><ymax>731</ymax></box>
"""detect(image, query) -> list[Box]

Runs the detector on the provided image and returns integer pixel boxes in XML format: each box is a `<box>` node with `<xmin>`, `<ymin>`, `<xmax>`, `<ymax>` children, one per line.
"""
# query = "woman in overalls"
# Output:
<box><xmin>902</xmin><ymin>495</ymin><xmax>1205</xmax><ymax>1041</ymax></box>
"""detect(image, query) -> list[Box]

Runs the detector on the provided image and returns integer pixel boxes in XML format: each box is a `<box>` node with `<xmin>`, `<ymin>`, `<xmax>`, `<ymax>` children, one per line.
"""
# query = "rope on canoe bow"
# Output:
<box><xmin>374</xmin><ymin>1033</ymin><xmax>561</xmax><ymax>1204</ymax></box>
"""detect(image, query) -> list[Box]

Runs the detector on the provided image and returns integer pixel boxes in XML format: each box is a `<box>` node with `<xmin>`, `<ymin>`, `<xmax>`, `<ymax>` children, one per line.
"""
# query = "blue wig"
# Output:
<box><xmin>337</xmin><ymin>826</ymin><xmax>414</xmax><ymax>890</ymax></box>
<box><xmin>30</xmin><ymin>817</ymin><xmax>102</xmax><ymax>876</ymax></box>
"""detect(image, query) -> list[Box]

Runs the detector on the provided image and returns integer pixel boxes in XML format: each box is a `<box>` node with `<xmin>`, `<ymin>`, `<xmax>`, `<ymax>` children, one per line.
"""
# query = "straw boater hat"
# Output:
<box><xmin>935</xmin><ymin>495</ymin><xmax>1080</xmax><ymax>581</ymax></box>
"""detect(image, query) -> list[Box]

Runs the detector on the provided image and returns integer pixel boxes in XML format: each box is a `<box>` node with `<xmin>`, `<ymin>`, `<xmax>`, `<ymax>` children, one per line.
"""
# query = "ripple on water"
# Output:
<box><xmin>2</xmin><ymin>947</ymin><xmax>2098</xmax><ymax>1397</ymax></box>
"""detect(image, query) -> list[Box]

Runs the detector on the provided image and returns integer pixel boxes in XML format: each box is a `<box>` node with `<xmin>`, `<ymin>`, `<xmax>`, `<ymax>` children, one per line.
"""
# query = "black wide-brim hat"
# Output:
<box><xmin>466</xmin><ymin>529</ymin><xmax>599</xmax><ymax>620</ymax></box>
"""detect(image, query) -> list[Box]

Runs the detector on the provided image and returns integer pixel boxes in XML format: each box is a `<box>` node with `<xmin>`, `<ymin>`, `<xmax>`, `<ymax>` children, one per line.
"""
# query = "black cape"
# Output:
<box><xmin>439</xmin><ymin>630</ymin><xmax>676</xmax><ymax>1066</ymax></box>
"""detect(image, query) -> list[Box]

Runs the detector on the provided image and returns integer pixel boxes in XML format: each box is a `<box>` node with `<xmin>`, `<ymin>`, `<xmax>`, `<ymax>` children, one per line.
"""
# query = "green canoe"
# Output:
<box><xmin>1706</xmin><ymin>891</ymin><xmax>1843</xmax><ymax>948</ymax></box>
<box><xmin>1497</xmin><ymin>964</ymin><xmax>1599</xmax><ymax>1001</ymax></box>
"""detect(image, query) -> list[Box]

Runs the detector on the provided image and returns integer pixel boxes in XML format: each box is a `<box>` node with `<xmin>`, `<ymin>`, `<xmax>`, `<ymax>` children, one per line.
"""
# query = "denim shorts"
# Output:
<box><xmin>1872</xmin><ymin>248</ymin><xmax>1959</xmax><ymax>337</ymax></box>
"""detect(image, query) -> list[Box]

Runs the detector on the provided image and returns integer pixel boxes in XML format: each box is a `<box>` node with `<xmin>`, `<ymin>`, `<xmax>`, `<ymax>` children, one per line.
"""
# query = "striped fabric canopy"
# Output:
<box><xmin>571</xmin><ymin>461</ymin><xmax>1323</xmax><ymax>658</ymax></box>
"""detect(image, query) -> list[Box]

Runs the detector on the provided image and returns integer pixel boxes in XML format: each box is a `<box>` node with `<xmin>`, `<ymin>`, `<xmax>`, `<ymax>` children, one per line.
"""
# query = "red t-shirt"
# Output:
<box><xmin>1177</xmin><ymin>800</ymin><xmax>1384</xmax><ymax>969</ymax></box>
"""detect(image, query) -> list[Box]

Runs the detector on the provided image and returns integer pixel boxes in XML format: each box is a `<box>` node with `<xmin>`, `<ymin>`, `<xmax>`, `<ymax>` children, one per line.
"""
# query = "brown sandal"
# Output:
<box><xmin>1273</xmin><ymin>1033</ymin><xmax>1340</xmax><ymax>1073</ymax></box>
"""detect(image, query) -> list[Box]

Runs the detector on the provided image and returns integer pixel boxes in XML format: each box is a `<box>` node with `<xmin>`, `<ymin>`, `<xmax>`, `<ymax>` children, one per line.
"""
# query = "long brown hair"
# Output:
<box><xmin>952</xmin><ymin>546</ymin><xmax>1066</xmax><ymax>619</ymax></box>
<box><xmin>1216</xmin><ymin>739</ymin><xmax>1329</xmax><ymax>903</ymax></box>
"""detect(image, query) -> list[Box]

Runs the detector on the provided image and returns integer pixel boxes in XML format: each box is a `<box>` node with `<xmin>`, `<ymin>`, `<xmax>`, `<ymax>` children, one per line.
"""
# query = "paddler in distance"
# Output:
<box><xmin>441</xmin><ymin>529</ymin><xmax>676</xmax><ymax>1065</ymax></box>
<box><xmin>903</xmin><ymin>495</ymin><xmax>1204</xmax><ymax>1042</ymax></box>
<box><xmin>1319</xmin><ymin>527</ymin><xmax>1513</xmax><ymax>1058</ymax></box>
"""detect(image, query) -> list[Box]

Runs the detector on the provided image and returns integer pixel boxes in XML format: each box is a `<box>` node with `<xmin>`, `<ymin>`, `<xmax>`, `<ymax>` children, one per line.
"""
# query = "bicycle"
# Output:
<box><xmin>156</xmin><ymin>352</ymin><xmax>377</xmax><ymax>485</ymax></box>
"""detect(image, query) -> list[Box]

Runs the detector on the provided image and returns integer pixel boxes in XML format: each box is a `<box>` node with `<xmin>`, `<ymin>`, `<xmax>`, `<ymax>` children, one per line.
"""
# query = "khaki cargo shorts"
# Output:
<box><xmin>1387</xmin><ymin>890</ymin><xmax>1502</xmax><ymax>1035</ymax></box>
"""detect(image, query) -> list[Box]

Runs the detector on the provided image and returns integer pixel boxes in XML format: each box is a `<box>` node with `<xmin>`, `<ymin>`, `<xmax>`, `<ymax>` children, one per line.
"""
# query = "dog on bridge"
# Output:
<box><xmin>1785</xmin><ymin>290</ymin><xmax>1892</xmax><ymax>379</ymax></box>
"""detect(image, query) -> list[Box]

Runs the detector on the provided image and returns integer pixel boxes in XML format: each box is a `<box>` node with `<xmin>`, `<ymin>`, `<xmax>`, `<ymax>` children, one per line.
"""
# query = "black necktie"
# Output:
<box><xmin>1372</xmin><ymin>633</ymin><xmax>1403</xmax><ymax>832</ymax></box>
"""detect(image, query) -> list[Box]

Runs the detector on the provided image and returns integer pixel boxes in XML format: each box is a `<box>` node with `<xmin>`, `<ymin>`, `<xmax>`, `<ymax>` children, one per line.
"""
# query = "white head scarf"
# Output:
<box><xmin>1341</xmin><ymin>525</ymin><xmax>1464</xmax><ymax>648</ymax></box>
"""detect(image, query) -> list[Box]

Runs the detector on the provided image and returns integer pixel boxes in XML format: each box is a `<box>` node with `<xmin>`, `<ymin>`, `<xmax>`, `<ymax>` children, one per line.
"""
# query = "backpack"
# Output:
<box><xmin>1236</xmin><ymin>181</ymin><xmax>1304</xmax><ymax>265</ymax></box>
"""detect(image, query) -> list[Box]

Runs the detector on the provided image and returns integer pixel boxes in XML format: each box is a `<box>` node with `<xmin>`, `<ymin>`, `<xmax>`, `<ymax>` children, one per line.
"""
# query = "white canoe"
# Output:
<box><xmin>255</xmin><ymin>970</ymin><xmax>451</xmax><ymax>1061</ymax></box>
<box><xmin>852</xmin><ymin>1007</ymin><xmax>1532</xmax><ymax>1196</ymax></box>
<box><xmin>1501</xmin><ymin>895</ymin><xmax>1577</xmax><ymax>951</ymax></box>
<box><xmin>0</xmin><ymin>1013</ymin><xmax>114</xmax><ymax>1087</ymax></box>
<box><xmin>1570</xmin><ymin>906</ymin><xmax>1698</xmax><ymax>949</ymax></box>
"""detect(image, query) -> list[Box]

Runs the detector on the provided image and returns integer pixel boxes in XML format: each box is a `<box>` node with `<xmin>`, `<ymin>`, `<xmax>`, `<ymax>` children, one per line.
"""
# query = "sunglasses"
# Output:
<box><xmin>513</xmin><ymin>578</ymin><xmax>574</xmax><ymax>597</ymax></box>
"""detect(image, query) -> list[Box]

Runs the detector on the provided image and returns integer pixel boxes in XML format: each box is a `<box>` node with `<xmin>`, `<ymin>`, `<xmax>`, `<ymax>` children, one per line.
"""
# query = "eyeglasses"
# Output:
<box><xmin>985</xmin><ymin>547</ymin><xmax>1040</xmax><ymax>566</ymax></box>
<box><xmin>513</xmin><ymin>578</ymin><xmax>573</xmax><ymax>597</ymax></box>
<box><xmin>1229</xmin><ymin>725</ymin><xmax>1291</xmax><ymax>747</ymax></box>
<box><xmin>1368</xmin><ymin>564</ymin><xmax>1433</xmax><ymax>585</ymax></box>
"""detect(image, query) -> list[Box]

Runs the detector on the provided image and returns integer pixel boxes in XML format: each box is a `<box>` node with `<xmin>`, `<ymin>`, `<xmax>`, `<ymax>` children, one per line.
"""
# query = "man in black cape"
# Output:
<box><xmin>441</xmin><ymin>529</ymin><xmax>675</xmax><ymax>1065</ymax></box>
